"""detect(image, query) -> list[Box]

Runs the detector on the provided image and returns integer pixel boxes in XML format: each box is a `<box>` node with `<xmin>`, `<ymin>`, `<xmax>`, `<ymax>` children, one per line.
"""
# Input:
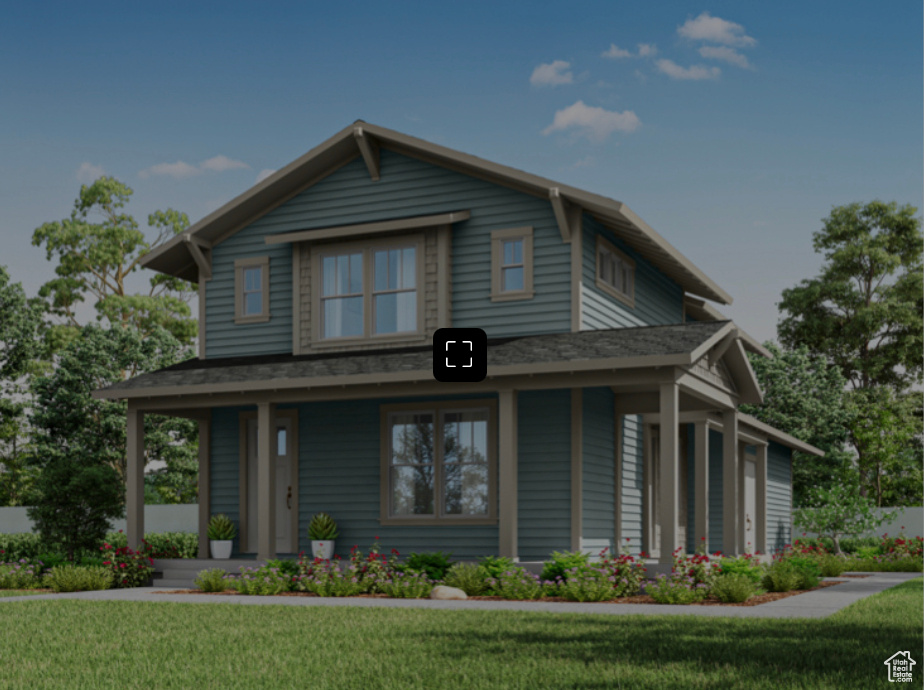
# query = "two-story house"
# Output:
<box><xmin>95</xmin><ymin>121</ymin><xmax>821</xmax><ymax>565</ymax></box>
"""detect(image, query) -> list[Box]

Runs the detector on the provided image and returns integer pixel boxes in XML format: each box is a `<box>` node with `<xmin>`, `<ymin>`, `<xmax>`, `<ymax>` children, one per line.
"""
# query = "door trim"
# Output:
<box><xmin>238</xmin><ymin>408</ymin><xmax>299</xmax><ymax>553</ymax></box>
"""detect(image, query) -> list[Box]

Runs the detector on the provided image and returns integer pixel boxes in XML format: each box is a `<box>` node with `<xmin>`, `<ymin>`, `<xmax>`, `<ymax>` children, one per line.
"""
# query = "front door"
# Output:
<box><xmin>246</xmin><ymin>416</ymin><xmax>296</xmax><ymax>554</ymax></box>
<box><xmin>744</xmin><ymin>457</ymin><xmax>756</xmax><ymax>550</ymax></box>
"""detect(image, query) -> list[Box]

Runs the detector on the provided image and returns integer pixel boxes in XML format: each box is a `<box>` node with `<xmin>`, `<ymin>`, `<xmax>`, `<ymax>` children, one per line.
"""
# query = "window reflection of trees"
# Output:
<box><xmin>390</xmin><ymin>414</ymin><xmax>434</xmax><ymax>515</ymax></box>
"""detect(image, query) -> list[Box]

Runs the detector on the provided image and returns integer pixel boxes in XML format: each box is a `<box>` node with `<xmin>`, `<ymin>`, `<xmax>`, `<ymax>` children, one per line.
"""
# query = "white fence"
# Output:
<box><xmin>800</xmin><ymin>507</ymin><xmax>923</xmax><ymax>540</ymax></box>
<box><xmin>0</xmin><ymin>505</ymin><xmax>199</xmax><ymax>534</ymax></box>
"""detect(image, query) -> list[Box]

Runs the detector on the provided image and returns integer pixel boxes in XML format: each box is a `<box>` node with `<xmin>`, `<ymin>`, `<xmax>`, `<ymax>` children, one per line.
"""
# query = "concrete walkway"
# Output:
<box><xmin>1</xmin><ymin>571</ymin><xmax>918</xmax><ymax>619</ymax></box>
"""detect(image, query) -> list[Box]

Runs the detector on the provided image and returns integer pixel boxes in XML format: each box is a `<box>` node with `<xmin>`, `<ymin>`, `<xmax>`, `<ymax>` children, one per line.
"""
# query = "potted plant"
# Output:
<box><xmin>308</xmin><ymin>512</ymin><xmax>339</xmax><ymax>559</ymax></box>
<box><xmin>207</xmin><ymin>514</ymin><xmax>237</xmax><ymax>559</ymax></box>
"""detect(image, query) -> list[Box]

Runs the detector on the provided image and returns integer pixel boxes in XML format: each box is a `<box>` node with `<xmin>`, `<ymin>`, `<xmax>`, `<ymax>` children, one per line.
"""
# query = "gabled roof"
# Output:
<box><xmin>142</xmin><ymin>121</ymin><xmax>733</xmax><ymax>304</ymax></box>
<box><xmin>684</xmin><ymin>295</ymin><xmax>772</xmax><ymax>359</ymax></box>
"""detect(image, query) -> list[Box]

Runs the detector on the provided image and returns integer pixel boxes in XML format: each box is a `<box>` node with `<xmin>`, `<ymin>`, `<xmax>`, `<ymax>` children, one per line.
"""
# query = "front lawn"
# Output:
<box><xmin>0</xmin><ymin>579</ymin><xmax>920</xmax><ymax>688</ymax></box>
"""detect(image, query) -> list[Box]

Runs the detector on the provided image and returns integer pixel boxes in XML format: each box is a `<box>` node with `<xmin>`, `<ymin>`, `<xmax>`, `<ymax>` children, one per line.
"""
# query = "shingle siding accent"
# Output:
<box><xmin>518</xmin><ymin>389</ymin><xmax>571</xmax><ymax>561</ymax></box>
<box><xmin>581</xmin><ymin>388</ymin><xmax>615</xmax><ymax>550</ymax></box>
<box><xmin>767</xmin><ymin>441</ymin><xmax>792</xmax><ymax>552</ymax></box>
<box><xmin>580</xmin><ymin>215</ymin><xmax>684</xmax><ymax>329</ymax></box>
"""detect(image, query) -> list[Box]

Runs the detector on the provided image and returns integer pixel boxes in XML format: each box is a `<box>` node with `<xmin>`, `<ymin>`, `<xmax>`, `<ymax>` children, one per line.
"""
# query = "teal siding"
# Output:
<box><xmin>209</xmin><ymin>406</ymin><xmax>246</xmax><ymax>556</ymax></box>
<box><xmin>686</xmin><ymin>424</ymin><xmax>696</xmax><ymax>554</ymax></box>
<box><xmin>708</xmin><ymin>429</ymin><xmax>724</xmax><ymax>552</ymax></box>
<box><xmin>619</xmin><ymin>414</ymin><xmax>644</xmax><ymax>555</ymax></box>
<box><xmin>580</xmin><ymin>215</ymin><xmax>684</xmax><ymax>329</ymax></box>
<box><xmin>581</xmin><ymin>388</ymin><xmax>615</xmax><ymax>551</ymax></box>
<box><xmin>518</xmin><ymin>390</ymin><xmax>571</xmax><ymax>561</ymax></box>
<box><xmin>767</xmin><ymin>441</ymin><xmax>792</xmax><ymax>552</ymax></box>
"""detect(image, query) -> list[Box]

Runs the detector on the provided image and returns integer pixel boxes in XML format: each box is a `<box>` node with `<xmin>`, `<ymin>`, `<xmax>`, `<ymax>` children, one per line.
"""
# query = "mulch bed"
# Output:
<box><xmin>153</xmin><ymin>581</ymin><xmax>847</xmax><ymax>606</ymax></box>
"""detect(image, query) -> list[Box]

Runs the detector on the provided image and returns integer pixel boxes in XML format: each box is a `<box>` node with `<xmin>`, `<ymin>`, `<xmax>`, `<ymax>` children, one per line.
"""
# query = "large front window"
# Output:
<box><xmin>317</xmin><ymin>239</ymin><xmax>420</xmax><ymax>340</ymax></box>
<box><xmin>383</xmin><ymin>402</ymin><xmax>495</xmax><ymax>523</ymax></box>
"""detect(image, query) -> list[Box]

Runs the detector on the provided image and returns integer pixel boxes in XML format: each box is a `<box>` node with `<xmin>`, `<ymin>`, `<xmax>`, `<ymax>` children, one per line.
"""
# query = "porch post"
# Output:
<box><xmin>256</xmin><ymin>402</ymin><xmax>277</xmax><ymax>560</ymax></box>
<box><xmin>570</xmin><ymin>388</ymin><xmax>583</xmax><ymax>552</ymax></box>
<box><xmin>498</xmin><ymin>389</ymin><xmax>518</xmax><ymax>561</ymax></box>
<box><xmin>658</xmin><ymin>381</ymin><xmax>680</xmax><ymax>558</ymax></box>
<box><xmin>126</xmin><ymin>404</ymin><xmax>145</xmax><ymax>550</ymax></box>
<box><xmin>694</xmin><ymin>420</ymin><xmax>709</xmax><ymax>553</ymax></box>
<box><xmin>722</xmin><ymin>410</ymin><xmax>739</xmax><ymax>556</ymax></box>
<box><xmin>197</xmin><ymin>414</ymin><xmax>211</xmax><ymax>559</ymax></box>
<box><xmin>755</xmin><ymin>444</ymin><xmax>768</xmax><ymax>555</ymax></box>
<box><xmin>738</xmin><ymin>440</ymin><xmax>748</xmax><ymax>553</ymax></box>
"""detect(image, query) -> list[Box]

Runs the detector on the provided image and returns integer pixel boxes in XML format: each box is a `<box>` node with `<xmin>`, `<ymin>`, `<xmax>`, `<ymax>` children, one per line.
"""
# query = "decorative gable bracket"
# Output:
<box><xmin>549</xmin><ymin>187</ymin><xmax>582</xmax><ymax>243</ymax></box>
<box><xmin>183</xmin><ymin>235</ymin><xmax>212</xmax><ymax>281</ymax></box>
<box><xmin>353</xmin><ymin>126</ymin><xmax>380</xmax><ymax>181</ymax></box>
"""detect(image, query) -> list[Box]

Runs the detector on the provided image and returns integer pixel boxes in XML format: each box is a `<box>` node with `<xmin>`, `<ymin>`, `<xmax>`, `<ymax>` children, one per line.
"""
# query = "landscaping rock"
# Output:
<box><xmin>430</xmin><ymin>585</ymin><xmax>468</xmax><ymax>600</ymax></box>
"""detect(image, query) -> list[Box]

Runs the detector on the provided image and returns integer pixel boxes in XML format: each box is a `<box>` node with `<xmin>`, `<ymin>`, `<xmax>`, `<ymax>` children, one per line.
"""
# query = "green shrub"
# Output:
<box><xmin>556</xmin><ymin>567</ymin><xmax>617</xmax><ymax>602</ymax></box>
<box><xmin>0</xmin><ymin>533</ymin><xmax>46</xmax><ymax>561</ymax></box>
<box><xmin>100</xmin><ymin>543</ymin><xmax>154</xmax><ymax>588</ymax></box>
<box><xmin>443</xmin><ymin>562</ymin><xmax>489</xmax><ymax>596</ymax></box>
<box><xmin>762</xmin><ymin>562</ymin><xmax>802</xmax><ymax>592</ymax></box>
<box><xmin>0</xmin><ymin>561</ymin><xmax>42</xmax><ymax>589</ymax></box>
<box><xmin>227</xmin><ymin>565</ymin><xmax>291</xmax><ymax>595</ymax></box>
<box><xmin>266</xmin><ymin>558</ymin><xmax>299</xmax><ymax>578</ymax></box>
<box><xmin>815</xmin><ymin>553</ymin><xmax>848</xmax><ymax>577</ymax></box>
<box><xmin>207</xmin><ymin>515</ymin><xmax>237</xmax><ymax>541</ymax></box>
<box><xmin>786</xmin><ymin>556</ymin><xmax>822</xmax><ymax>589</ymax></box>
<box><xmin>644</xmin><ymin>575</ymin><xmax>709</xmax><ymax>604</ymax></box>
<box><xmin>850</xmin><ymin>556</ymin><xmax>923</xmax><ymax>573</ymax></box>
<box><xmin>488</xmin><ymin>567</ymin><xmax>545</xmax><ymax>600</ymax></box>
<box><xmin>44</xmin><ymin>565</ymin><xmax>113</xmax><ymax>592</ymax></box>
<box><xmin>856</xmin><ymin>546</ymin><xmax>881</xmax><ymax>559</ymax></box>
<box><xmin>194</xmin><ymin>568</ymin><xmax>229</xmax><ymax>593</ymax></box>
<box><xmin>600</xmin><ymin>551</ymin><xmax>648</xmax><ymax>596</ymax></box>
<box><xmin>711</xmin><ymin>573</ymin><xmax>763</xmax><ymax>603</ymax></box>
<box><xmin>297</xmin><ymin>560</ymin><xmax>365</xmax><ymax>597</ymax></box>
<box><xmin>478</xmin><ymin>556</ymin><xmax>515</xmax><ymax>581</ymax></box>
<box><xmin>378</xmin><ymin>571</ymin><xmax>434</xmax><ymax>598</ymax></box>
<box><xmin>141</xmin><ymin>532</ymin><xmax>198</xmax><ymax>559</ymax></box>
<box><xmin>33</xmin><ymin>552</ymin><xmax>67</xmax><ymax>572</ymax></box>
<box><xmin>717</xmin><ymin>556</ymin><xmax>764</xmax><ymax>584</ymax></box>
<box><xmin>403</xmin><ymin>551</ymin><xmax>455</xmax><ymax>581</ymax></box>
<box><xmin>540</xmin><ymin>550</ymin><xmax>590</xmax><ymax>583</ymax></box>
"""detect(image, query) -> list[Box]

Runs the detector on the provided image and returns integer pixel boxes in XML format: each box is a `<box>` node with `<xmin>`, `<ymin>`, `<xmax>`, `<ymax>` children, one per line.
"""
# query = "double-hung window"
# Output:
<box><xmin>595</xmin><ymin>236</ymin><xmax>635</xmax><ymax>306</ymax></box>
<box><xmin>234</xmin><ymin>256</ymin><xmax>270</xmax><ymax>324</ymax></box>
<box><xmin>382</xmin><ymin>401</ymin><xmax>496</xmax><ymax>524</ymax></box>
<box><xmin>490</xmin><ymin>227</ymin><xmax>534</xmax><ymax>301</ymax></box>
<box><xmin>314</xmin><ymin>236</ymin><xmax>423</xmax><ymax>342</ymax></box>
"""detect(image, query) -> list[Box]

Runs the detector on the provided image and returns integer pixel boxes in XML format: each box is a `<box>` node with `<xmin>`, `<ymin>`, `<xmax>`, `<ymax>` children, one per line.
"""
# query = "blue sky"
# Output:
<box><xmin>1</xmin><ymin>1</ymin><xmax>920</xmax><ymax>344</ymax></box>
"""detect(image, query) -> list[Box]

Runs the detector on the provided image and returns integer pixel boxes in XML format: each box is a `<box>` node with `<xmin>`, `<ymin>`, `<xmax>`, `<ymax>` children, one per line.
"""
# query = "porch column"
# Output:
<box><xmin>722</xmin><ymin>410</ymin><xmax>739</xmax><ymax>556</ymax></box>
<box><xmin>498</xmin><ymin>389</ymin><xmax>518</xmax><ymax>560</ymax></box>
<box><xmin>126</xmin><ymin>404</ymin><xmax>145</xmax><ymax>550</ymax></box>
<box><xmin>755</xmin><ymin>444</ymin><xmax>768</xmax><ymax>555</ymax></box>
<box><xmin>694</xmin><ymin>421</ymin><xmax>709</xmax><ymax>553</ymax></box>
<box><xmin>197</xmin><ymin>414</ymin><xmax>211</xmax><ymax>559</ymax></box>
<box><xmin>256</xmin><ymin>402</ymin><xmax>277</xmax><ymax>561</ymax></box>
<box><xmin>570</xmin><ymin>388</ymin><xmax>583</xmax><ymax>551</ymax></box>
<box><xmin>658</xmin><ymin>382</ymin><xmax>680</xmax><ymax>558</ymax></box>
<box><xmin>738</xmin><ymin>441</ymin><xmax>748</xmax><ymax>553</ymax></box>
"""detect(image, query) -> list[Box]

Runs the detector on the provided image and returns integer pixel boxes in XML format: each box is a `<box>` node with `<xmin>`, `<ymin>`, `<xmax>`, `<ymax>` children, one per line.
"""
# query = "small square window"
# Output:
<box><xmin>235</xmin><ymin>257</ymin><xmax>270</xmax><ymax>323</ymax></box>
<box><xmin>491</xmin><ymin>227</ymin><xmax>534</xmax><ymax>301</ymax></box>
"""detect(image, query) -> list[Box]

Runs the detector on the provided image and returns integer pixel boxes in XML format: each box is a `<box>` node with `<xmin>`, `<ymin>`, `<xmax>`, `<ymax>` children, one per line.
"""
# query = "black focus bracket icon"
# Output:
<box><xmin>432</xmin><ymin>328</ymin><xmax>487</xmax><ymax>383</ymax></box>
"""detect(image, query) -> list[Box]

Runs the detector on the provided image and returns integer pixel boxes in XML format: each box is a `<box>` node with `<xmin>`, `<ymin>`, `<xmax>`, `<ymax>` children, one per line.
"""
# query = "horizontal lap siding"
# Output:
<box><xmin>686</xmin><ymin>424</ymin><xmax>696</xmax><ymax>554</ymax></box>
<box><xmin>518</xmin><ymin>390</ymin><xmax>571</xmax><ymax>561</ymax></box>
<box><xmin>582</xmin><ymin>388</ymin><xmax>615</xmax><ymax>550</ymax></box>
<box><xmin>767</xmin><ymin>441</ymin><xmax>792</xmax><ymax>552</ymax></box>
<box><xmin>580</xmin><ymin>216</ymin><xmax>683</xmax><ymax>329</ymax></box>
<box><xmin>619</xmin><ymin>414</ymin><xmax>644</xmax><ymax>555</ymax></box>
<box><xmin>708</xmin><ymin>429</ymin><xmax>724</xmax><ymax>551</ymax></box>
<box><xmin>209</xmin><ymin>406</ymin><xmax>247</xmax><ymax>556</ymax></box>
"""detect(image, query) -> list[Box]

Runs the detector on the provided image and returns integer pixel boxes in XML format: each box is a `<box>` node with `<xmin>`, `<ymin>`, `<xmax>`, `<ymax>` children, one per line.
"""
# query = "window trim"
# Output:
<box><xmin>490</xmin><ymin>226</ymin><xmax>534</xmax><ymax>302</ymax></box>
<box><xmin>234</xmin><ymin>256</ymin><xmax>271</xmax><ymax>324</ymax></box>
<box><xmin>595</xmin><ymin>235</ymin><xmax>635</xmax><ymax>308</ymax></box>
<box><xmin>379</xmin><ymin>399</ymin><xmax>498</xmax><ymax>526</ymax></box>
<box><xmin>310</xmin><ymin>233</ymin><xmax>426</xmax><ymax>346</ymax></box>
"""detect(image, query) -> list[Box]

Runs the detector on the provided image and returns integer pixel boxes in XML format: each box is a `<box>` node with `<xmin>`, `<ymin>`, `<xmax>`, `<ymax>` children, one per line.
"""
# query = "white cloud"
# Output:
<box><xmin>656</xmin><ymin>59</ymin><xmax>720</xmax><ymax>81</ymax></box>
<box><xmin>698</xmin><ymin>45</ymin><xmax>753</xmax><ymax>69</ymax></box>
<box><xmin>601</xmin><ymin>43</ymin><xmax>657</xmax><ymax>59</ymax></box>
<box><xmin>678</xmin><ymin>12</ymin><xmax>756</xmax><ymax>47</ymax></box>
<box><xmin>572</xmin><ymin>155</ymin><xmax>596</xmax><ymax>168</ymax></box>
<box><xmin>542</xmin><ymin>101</ymin><xmax>640</xmax><ymax>142</ymax></box>
<box><xmin>530</xmin><ymin>60</ymin><xmax>574</xmax><ymax>86</ymax></box>
<box><xmin>601</xmin><ymin>44</ymin><xmax>632</xmax><ymax>59</ymax></box>
<box><xmin>75</xmin><ymin>162</ymin><xmax>105</xmax><ymax>183</ymax></box>
<box><xmin>256</xmin><ymin>168</ymin><xmax>276</xmax><ymax>183</ymax></box>
<box><xmin>200</xmin><ymin>155</ymin><xmax>249</xmax><ymax>173</ymax></box>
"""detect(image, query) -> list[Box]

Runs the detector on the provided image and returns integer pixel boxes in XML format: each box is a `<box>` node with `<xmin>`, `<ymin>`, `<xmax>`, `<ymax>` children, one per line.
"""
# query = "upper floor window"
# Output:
<box><xmin>234</xmin><ymin>256</ymin><xmax>270</xmax><ymax>324</ymax></box>
<box><xmin>490</xmin><ymin>226</ymin><xmax>534</xmax><ymax>302</ymax></box>
<box><xmin>595</xmin><ymin>236</ymin><xmax>635</xmax><ymax>307</ymax></box>
<box><xmin>314</xmin><ymin>236</ymin><xmax>423</xmax><ymax>342</ymax></box>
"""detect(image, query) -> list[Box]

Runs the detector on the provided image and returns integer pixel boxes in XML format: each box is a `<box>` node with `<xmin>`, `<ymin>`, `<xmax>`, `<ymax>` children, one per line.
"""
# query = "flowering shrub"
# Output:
<box><xmin>194</xmin><ymin>568</ymin><xmax>230</xmax><ymax>593</ymax></box>
<box><xmin>672</xmin><ymin>547</ymin><xmax>721</xmax><ymax>588</ymax></box>
<box><xmin>378</xmin><ymin>571</ymin><xmax>434</xmax><ymax>598</ymax></box>
<box><xmin>0</xmin><ymin>560</ymin><xmax>43</xmax><ymax>589</ymax></box>
<box><xmin>711</xmin><ymin>573</ymin><xmax>763</xmax><ymax>603</ymax></box>
<box><xmin>555</xmin><ymin>567</ymin><xmax>620</xmax><ymax>602</ymax></box>
<box><xmin>227</xmin><ymin>566</ymin><xmax>291</xmax><ymax>595</ymax></box>
<box><xmin>717</xmin><ymin>554</ymin><xmax>763</xmax><ymax>584</ymax></box>
<box><xmin>347</xmin><ymin>538</ymin><xmax>400</xmax><ymax>593</ymax></box>
<box><xmin>478</xmin><ymin>556</ymin><xmax>516</xmax><ymax>581</ymax></box>
<box><xmin>643</xmin><ymin>574</ymin><xmax>709</xmax><ymax>604</ymax></box>
<box><xmin>597</xmin><ymin>545</ymin><xmax>647</xmax><ymax>596</ymax></box>
<box><xmin>487</xmin><ymin>568</ymin><xmax>546</xmax><ymax>600</ymax></box>
<box><xmin>443</xmin><ymin>562</ymin><xmax>489</xmax><ymax>596</ymax></box>
<box><xmin>540</xmin><ymin>550</ymin><xmax>590</xmax><ymax>583</ymax></box>
<box><xmin>297</xmin><ymin>559</ymin><xmax>366</xmax><ymax>597</ymax></box>
<box><xmin>100</xmin><ymin>543</ymin><xmax>154</xmax><ymax>588</ymax></box>
<box><xmin>140</xmin><ymin>533</ymin><xmax>198</xmax><ymax>559</ymax></box>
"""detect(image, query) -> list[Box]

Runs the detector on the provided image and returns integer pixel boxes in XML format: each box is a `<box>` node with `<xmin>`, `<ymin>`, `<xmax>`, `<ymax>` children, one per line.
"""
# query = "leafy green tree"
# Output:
<box><xmin>32</xmin><ymin>177</ymin><xmax>197</xmax><ymax>351</ymax></box>
<box><xmin>29</xmin><ymin>324</ymin><xmax>198</xmax><ymax>504</ymax></box>
<box><xmin>778</xmin><ymin>201</ymin><xmax>923</xmax><ymax>501</ymax></box>
<box><xmin>740</xmin><ymin>343</ymin><xmax>855</xmax><ymax>506</ymax></box>
<box><xmin>793</xmin><ymin>484</ymin><xmax>891</xmax><ymax>554</ymax></box>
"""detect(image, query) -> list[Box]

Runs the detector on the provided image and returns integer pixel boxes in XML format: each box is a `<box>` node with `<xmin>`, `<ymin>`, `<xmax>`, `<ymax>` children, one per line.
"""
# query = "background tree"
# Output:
<box><xmin>740</xmin><ymin>343</ymin><xmax>855</xmax><ymax>506</ymax></box>
<box><xmin>793</xmin><ymin>484</ymin><xmax>891</xmax><ymax>554</ymax></box>
<box><xmin>32</xmin><ymin>176</ymin><xmax>197</xmax><ymax>351</ymax></box>
<box><xmin>778</xmin><ymin>201</ymin><xmax>923</xmax><ymax>502</ymax></box>
<box><xmin>0</xmin><ymin>266</ymin><xmax>47</xmax><ymax>506</ymax></box>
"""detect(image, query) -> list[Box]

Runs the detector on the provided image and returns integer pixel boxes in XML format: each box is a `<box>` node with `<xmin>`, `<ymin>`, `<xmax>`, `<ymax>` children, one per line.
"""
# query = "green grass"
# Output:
<box><xmin>0</xmin><ymin>579</ymin><xmax>920</xmax><ymax>689</ymax></box>
<box><xmin>0</xmin><ymin>589</ymin><xmax>49</xmax><ymax>598</ymax></box>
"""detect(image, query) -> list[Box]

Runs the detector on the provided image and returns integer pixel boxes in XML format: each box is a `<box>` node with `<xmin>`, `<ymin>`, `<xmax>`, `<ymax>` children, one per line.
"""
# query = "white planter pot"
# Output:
<box><xmin>311</xmin><ymin>540</ymin><xmax>335</xmax><ymax>560</ymax></box>
<box><xmin>210</xmin><ymin>540</ymin><xmax>233</xmax><ymax>559</ymax></box>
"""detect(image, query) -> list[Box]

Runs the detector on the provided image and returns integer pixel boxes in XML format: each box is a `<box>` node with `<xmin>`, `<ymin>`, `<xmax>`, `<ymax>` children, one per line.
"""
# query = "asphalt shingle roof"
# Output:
<box><xmin>101</xmin><ymin>321</ymin><xmax>729</xmax><ymax>394</ymax></box>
